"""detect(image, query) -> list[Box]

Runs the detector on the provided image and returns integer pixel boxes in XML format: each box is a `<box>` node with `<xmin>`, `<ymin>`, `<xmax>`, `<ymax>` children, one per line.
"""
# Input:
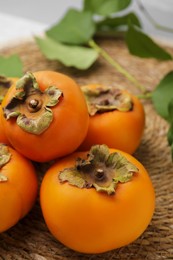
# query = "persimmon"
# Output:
<box><xmin>0</xmin><ymin>76</ymin><xmax>18</xmax><ymax>144</ymax></box>
<box><xmin>1</xmin><ymin>71</ymin><xmax>89</xmax><ymax>162</ymax></box>
<box><xmin>40</xmin><ymin>144</ymin><xmax>155</xmax><ymax>254</ymax></box>
<box><xmin>79</xmin><ymin>84</ymin><xmax>145</xmax><ymax>154</ymax></box>
<box><xmin>0</xmin><ymin>143</ymin><xmax>38</xmax><ymax>233</ymax></box>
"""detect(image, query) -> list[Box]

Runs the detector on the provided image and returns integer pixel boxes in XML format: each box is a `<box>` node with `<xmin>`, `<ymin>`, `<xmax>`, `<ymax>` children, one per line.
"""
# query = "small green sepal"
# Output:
<box><xmin>0</xmin><ymin>173</ymin><xmax>8</xmax><ymax>182</ymax></box>
<box><xmin>0</xmin><ymin>144</ymin><xmax>11</xmax><ymax>182</ymax></box>
<box><xmin>59</xmin><ymin>144</ymin><xmax>138</xmax><ymax>195</ymax></box>
<box><xmin>0</xmin><ymin>144</ymin><xmax>11</xmax><ymax>169</ymax></box>
<box><xmin>3</xmin><ymin>72</ymin><xmax>63</xmax><ymax>135</ymax></box>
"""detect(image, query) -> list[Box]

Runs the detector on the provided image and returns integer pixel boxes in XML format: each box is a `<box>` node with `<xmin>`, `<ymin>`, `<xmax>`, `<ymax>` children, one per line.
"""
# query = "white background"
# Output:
<box><xmin>0</xmin><ymin>0</ymin><xmax>173</xmax><ymax>46</ymax></box>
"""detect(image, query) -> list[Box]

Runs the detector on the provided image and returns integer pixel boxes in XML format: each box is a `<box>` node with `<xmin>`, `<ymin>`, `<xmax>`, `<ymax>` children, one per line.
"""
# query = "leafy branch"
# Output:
<box><xmin>34</xmin><ymin>0</ymin><xmax>173</xmax><ymax>157</ymax></box>
<box><xmin>88</xmin><ymin>39</ymin><xmax>146</xmax><ymax>93</ymax></box>
<box><xmin>35</xmin><ymin>0</ymin><xmax>172</xmax><ymax>90</ymax></box>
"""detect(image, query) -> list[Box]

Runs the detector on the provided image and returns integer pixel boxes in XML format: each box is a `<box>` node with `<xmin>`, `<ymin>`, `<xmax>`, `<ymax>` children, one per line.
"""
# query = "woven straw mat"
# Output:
<box><xmin>0</xmin><ymin>38</ymin><xmax>173</xmax><ymax>260</ymax></box>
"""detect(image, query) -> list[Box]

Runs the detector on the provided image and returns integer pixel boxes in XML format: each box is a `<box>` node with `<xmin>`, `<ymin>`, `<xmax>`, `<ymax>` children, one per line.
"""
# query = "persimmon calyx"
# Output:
<box><xmin>81</xmin><ymin>84</ymin><xmax>133</xmax><ymax>116</ymax></box>
<box><xmin>3</xmin><ymin>72</ymin><xmax>63</xmax><ymax>135</ymax></box>
<box><xmin>0</xmin><ymin>75</ymin><xmax>12</xmax><ymax>103</ymax></box>
<box><xmin>59</xmin><ymin>144</ymin><xmax>139</xmax><ymax>195</ymax></box>
<box><xmin>0</xmin><ymin>144</ymin><xmax>11</xmax><ymax>182</ymax></box>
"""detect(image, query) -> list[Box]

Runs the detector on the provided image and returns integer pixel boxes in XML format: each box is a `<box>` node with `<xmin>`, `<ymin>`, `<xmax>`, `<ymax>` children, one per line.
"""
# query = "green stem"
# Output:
<box><xmin>137</xmin><ymin>92</ymin><xmax>152</xmax><ymax>100</ymax></box>
<box><xmin>88</xmin><ymin>39</ymin><xmax>147</xmax><ymax>94</ymax></box>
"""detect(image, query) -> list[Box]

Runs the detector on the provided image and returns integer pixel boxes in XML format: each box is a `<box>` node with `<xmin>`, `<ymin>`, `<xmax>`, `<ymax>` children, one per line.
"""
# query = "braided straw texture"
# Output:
<box><xmin>0</xmin><ymin>38</ymin><xmax>173</xmax><ymax>260</ymax></box>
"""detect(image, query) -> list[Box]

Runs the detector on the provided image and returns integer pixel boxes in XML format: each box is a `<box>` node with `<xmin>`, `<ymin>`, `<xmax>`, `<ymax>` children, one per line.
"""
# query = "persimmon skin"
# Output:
<box><xmin>1</xmin><ymin>71</ymin><xmax>89</xmax><ymax>162</ymax></box>
<box><xmin>0</xmin><ymin>145</ymin><xmax>38</xmax><ymax>233</ymax></box>
<box><xmin>40</xmin><ymin>149</ymin><xmax>155</xmax><ymax>254</ymax></box>
<box><xmin>79</xmin><ymin>86</ymin><xmax>145</xmax><ymax>154</ymax></box>
<box><xmin>0</xmin><ymin>77</ymin><xmax>18</xmax><ymax>145</ymax></box>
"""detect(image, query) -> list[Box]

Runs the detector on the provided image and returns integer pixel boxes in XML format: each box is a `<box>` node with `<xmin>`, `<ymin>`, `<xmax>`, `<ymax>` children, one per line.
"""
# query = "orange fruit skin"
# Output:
<box><xmin>0</xmin><ymin>145</ymin><xmax>38</xmax><ymax>233</ymax></box>
<box><xmin>40</xmin><ymin>149</ymin><xmax>155</xmax><ymax>254</ymax></box>
<box><xmin>1</xmin><ymin>71</ymin><xmax>89</xmax><ymax>162</ymax></box>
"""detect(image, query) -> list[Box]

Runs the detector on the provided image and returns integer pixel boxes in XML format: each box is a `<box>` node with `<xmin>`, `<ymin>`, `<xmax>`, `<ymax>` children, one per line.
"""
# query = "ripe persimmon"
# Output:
<box><xmin>1</xmin><ymin>71</ymin><xmax>89</xmax><ymax>162</ymax></box>
<box><xmin>79</xmin><ymin>84</ymin><xmax>145</xmax><ymax>154</ymax></box>
<box><xmin>0</xmin><ymin>143</ymin><xmax>38</xmax><ymax>232</ymax></box>
<box><xmin>40</xmin><ymin>144</ymin><xmax>155</xmax><ymax>254</ymax></box>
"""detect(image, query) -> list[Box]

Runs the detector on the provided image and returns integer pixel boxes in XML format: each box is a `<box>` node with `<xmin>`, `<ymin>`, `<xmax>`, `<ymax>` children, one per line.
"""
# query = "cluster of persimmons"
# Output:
<box><xmin>0</xmin><ymin>71</ymin><xmax>155</xmax><ymax>254</ymax></box>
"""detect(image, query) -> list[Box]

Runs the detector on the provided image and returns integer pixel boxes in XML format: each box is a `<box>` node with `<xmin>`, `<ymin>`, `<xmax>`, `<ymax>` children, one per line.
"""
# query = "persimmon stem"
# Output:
<box><xmin>137</xmin><ymin>92</ymin><xmax>152</xmax><ymax>99</ymax></box>
<box><xmin>88</xmin><ymin>39</ymin><xmax>147</xmax><ymax>94</ymax></box>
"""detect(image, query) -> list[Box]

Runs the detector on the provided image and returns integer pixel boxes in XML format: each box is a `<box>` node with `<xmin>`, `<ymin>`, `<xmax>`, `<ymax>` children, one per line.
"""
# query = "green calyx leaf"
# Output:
<box><xmin>16</xmin><ymin>108</ymin><xmax>53</xmax><ymax>135</ymax></box>
<box><xmin>46</xmin><ymin>9</ymin><xmax>96</xmax><ymax>45</ymax></box>
<box><xmin>0</xmin><ymin>173</ymin><xmax>8</xmax><ymax>182</ymax></box>
<box><xmin>126</xmin><ymin>25</ymin><xmax>172</xmax><ymax>60</ymax></box>
<box><xmin>3</xmin><ymin>72</ymin><xmax>63</xmax><ymax>135</ymax></box>
<box><xmin>84</xmin><ymin>0</ymin><xmax>131</xmax><ymax>16</ymax></box>
<box><xmin>0</xmin><ymin>144</ymin><xmax>11</xmax><ymax>182</ymax></box>
<box><xmin>35</xmin><ymin>36</ymin><xmax>98</xmax><ymax>70</ymax></box>
<box><xmin>151</xmin><ymin>71</ymin><xmax>173</xmax><ymax>121</ymax></box>
<box><xmin>45</xmin><ymin>86</ymin><xmax>63</xmax><ymax>107</ymax></box>
<box><xmin>0</xmin><ymin>55</ymin><xmax>23</xmax><ymax>77</ymax></box>
<box><xmin>96</xmin><ymin>12</ymin><xmax>141</xmax><ymax>35</ymax></box>
<box><xmin>59</xmin><ymin>144</ymin><xmax>138</xmax><ymax>195</ymax></box>
<box><xmin>81</xmin><ymin>84</ymin><xmax>132</xmax><ymax>116</ymax></box>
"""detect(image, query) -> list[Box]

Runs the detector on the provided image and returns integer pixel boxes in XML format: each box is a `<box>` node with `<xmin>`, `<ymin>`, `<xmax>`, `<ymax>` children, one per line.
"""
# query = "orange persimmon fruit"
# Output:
<box><xmin>0</xmin><ymin>143</ymin><xmax>38</xmax><ymax>232</ymax></box>
<box><xmin>1</xmin><ymin>71</ymin><xmax>89</xmax><ymax>162</ymax></box>
<box><xmin>79</xmin><ymin>84</ymin><xmax>145</xmax><ymax>154</ymax></box>
<box><xmin>40</xmin><ymin>144</ymin><xmax>155</xmax><ymax>254</ymax></box>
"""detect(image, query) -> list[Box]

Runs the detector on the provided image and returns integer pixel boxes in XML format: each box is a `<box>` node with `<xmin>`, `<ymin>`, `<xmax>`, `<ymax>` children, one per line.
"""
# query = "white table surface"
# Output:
<box><xmin>0</xmin><ymin>3</ymin><xmax>173</xmax><ymax>49</ymax></box>
<box><xmin>0</xmin><ymin>12</ymin><xmax>48</xmax><ymax>47</ymax></box>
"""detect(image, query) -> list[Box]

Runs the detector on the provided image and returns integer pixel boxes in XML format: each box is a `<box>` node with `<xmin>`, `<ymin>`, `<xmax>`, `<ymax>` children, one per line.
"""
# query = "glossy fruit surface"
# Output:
<box><xmin>79</xmin><ymin>84</ymin><xmax>145</xmax><ymax>154</ymax></box>
<box><xmin>1</xmin><ymin>71</ymin><xmax>89</xmax><ymax>162</ymax></box>
<box><xmin>0</xmin><ymin>143</ymin><xmax>38</xmax><ymax>232</ymax></box>
<box><xmin>40</xmin><ymin>145</ymin><xmax>155</xmax><ymax>254</ymax></box>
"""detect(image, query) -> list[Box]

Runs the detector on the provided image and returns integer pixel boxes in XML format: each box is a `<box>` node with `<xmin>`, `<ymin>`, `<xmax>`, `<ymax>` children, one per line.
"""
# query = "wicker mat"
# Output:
<box><xmin>0</xmin><ymin>38</ymin><xmax>173</xmax><ymax>260</ymax></box>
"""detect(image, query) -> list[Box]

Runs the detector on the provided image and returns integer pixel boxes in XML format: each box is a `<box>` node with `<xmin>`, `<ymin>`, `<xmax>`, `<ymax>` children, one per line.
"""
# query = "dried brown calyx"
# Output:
<box><xmin>0</xmin><ymin>76</ymin><xmax>12</xmax><ymax>103</ymax></box>
<box><xmin>81</xmin><ymin>84</ymin><xmax>133</xmax><ymax>116</ymax></box>
<box><xmin>0</xmin><ymin>144</ymin><xmax>11</xmax><ymax>182</ymax></box>
<box><xmin>3</xmin><ymin>72</ymin><xmax>63</xmax><ymax>135</ymax></box>
<box><xmin>59</xmin><ymin>144</ymin><xmax>139</xmax><ymax>195</ymax></box>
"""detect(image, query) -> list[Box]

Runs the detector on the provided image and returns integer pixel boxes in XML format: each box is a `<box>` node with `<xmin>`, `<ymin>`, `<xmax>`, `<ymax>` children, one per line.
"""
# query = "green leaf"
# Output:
<box><xmin>171</xmin><ymin>144</ymin><xmax>173</xmax><ymax>160</ymax></box>
<box><xmin>0</xmin><ymin>54</ymin><xmax>23</xmax><ymax>77</ymax></box>
<box><xmin>151</xmin><ymin>71</ymin><xmax>173</xmax><ymax>121</ymax></box>
<box><xmin>167</xmin><ymin>122</ymin><xmax>173</xmax><ymax>146</ymax></box>
<box><xmin>96</xmin><ymin>12</ymin><xmax>142</xmax><ymax>33</ymax></box>
<box><xmin>35</xmin><ymin>36</ymin><xmax>98</xmax><ymax>70</ymax></box>
<box><xmin>126</xmin><ymin>25</ymin><xmax>172</xmax><ymax>60</ymax></box>
<box><xmin>84</xmin><ymin>0</ymin><xmax>131</xmax><ymax>16</ymax></box>
<box><xmin>46</xmin><ymin>9</ymin><xmax>95</xmax><ymax>45</ymax></box>
<box><xmin>168</xmin><ymin>98</ymin><xmax>173</xmax><ymax>122</ymax></box>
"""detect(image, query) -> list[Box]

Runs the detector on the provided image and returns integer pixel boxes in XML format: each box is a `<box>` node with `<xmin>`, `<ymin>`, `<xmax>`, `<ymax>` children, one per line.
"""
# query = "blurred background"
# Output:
<box><xmin>0</xmin><ymin>0</ymin><xmax>173</xmax><ymax>45</ymax></box>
